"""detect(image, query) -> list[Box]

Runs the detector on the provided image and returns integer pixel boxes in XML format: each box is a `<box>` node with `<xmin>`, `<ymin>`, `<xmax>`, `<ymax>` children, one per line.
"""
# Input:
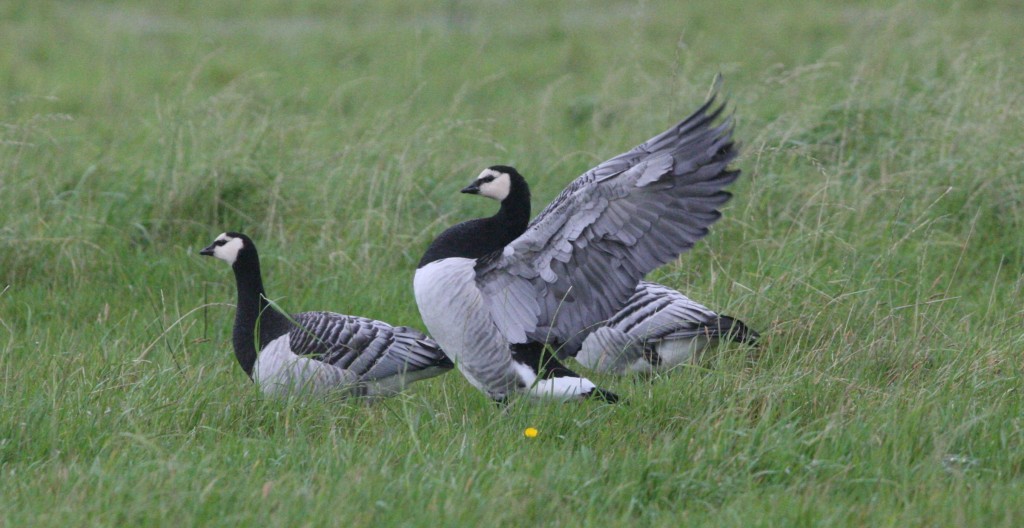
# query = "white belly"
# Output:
<box><xmin>616</xmin><ymin>337</ymin><xmax>713</xmax><ymax>374</ymax></box>
<box><xmin>254</xmin><ymin>334</ymin><xmax>355</xmax><ymax>396</ymax></box>
<box><xmin>654</xmin><ymin>335</ymin><xmax>712</xmax><ymax>369</ymax></box>
<box><xmin>413</xmin><ymin>258</ymin><xmax>516</xmax><ymax>397</ymax></box>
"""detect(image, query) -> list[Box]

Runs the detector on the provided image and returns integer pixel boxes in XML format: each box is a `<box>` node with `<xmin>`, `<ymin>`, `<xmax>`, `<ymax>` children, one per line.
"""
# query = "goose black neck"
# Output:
<box><xmin>494</xmin><ymin>176</ymin><xmax>531</xmax><ymax>238</ymax></box>
<box><xmin>230</xmin><ymin>250</ymin><xmax>292</xmax><ymax>378</ymax></box>
<box><xmin>417</xmin><ymin>176</ymin><xmax>532</xmax><ymax>267</ymax></box>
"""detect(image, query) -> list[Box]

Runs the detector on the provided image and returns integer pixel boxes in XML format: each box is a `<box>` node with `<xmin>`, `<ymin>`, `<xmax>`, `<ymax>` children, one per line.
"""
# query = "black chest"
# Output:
<box><xmin>418</xmin><ymin>217</ymin><xmax>521</xmax><ymax>267</ymax></box>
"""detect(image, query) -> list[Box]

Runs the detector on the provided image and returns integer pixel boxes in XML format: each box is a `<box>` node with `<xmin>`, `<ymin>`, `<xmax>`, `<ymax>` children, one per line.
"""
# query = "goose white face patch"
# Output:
<box><xmin>211</xmin><ymin>233</ymin><xmax>245</xmax><ymax>265</ymax></box>
<box><xmin>476</xmin><ymin>169</ymin><xmax>511</xmax><ymax>202</ymax></box>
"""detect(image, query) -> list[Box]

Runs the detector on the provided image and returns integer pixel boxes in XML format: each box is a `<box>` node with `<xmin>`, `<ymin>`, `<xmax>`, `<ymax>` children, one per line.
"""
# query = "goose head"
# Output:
<box><xmin>460</xmin><ymin>166</ymin><xmax>525</xmax><ymax>202</ymax></box>
<box><xmin>200</xmin><ymin>232</ymin><xmax>252</xmax><ymax>266</ymax></box>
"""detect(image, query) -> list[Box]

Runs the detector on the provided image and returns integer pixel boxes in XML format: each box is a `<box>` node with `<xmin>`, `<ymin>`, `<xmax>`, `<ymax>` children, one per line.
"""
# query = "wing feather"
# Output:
<box><xmin>289</xmin><ymin>312</ymin><xmax>451</xmax><ymax>382</ymax></box>
<box><xmin>476</xmin><ymin>86</ymin><xmax>739</xmax><ymax>351</ymax></box>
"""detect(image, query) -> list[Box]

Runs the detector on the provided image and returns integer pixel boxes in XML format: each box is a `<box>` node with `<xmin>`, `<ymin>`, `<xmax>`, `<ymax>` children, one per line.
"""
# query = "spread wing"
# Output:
<box><xmin>290</xmin><ymin>312</ymin><xmax>452</xmax><ymax>382</ymax></box>
<box><xmin>474</xmin><ymin>86</ymin><xmax>739</xmax><ymax>349</ymax></box>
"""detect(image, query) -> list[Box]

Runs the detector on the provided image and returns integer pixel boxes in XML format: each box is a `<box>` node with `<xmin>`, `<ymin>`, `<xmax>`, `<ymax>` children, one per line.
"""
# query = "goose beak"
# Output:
<box><xmin>460</xmin><ymin>182</ymin><xmax>480</xmax><ymax>194</ymax></box>
<box><xmin>199</xmin><ymin>244</ymin><xmax>216</xmax><ymax>256</ymax></box>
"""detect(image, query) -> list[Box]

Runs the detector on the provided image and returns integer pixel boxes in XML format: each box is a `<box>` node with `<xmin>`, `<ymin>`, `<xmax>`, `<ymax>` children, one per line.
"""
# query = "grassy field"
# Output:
<box><xmin>2</xmin><ymin>0</ymin><xmax>1022</xmax><ymax>525</ymax></box>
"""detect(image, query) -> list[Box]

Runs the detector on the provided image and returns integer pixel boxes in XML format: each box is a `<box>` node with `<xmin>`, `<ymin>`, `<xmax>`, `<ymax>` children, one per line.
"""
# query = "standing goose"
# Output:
<box><xmin>201</xmin><ymin>232</ymin><xmax>452</xmax><ymax>397</ymax></box>
<box><xmin>414</xmin><ymin>84</ymin><xmax>740</xmax><ymax>403</ymax></box>
<box><xmin>459</xmin><ymin>168</ymin><xmax>759</xmax><ymax>375</ymax></box>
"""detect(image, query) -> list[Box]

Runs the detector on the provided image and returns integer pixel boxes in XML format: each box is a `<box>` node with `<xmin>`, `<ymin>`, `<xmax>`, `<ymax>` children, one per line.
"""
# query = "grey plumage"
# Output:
<box><xmin>575</xmin><ymin>281</ymin><xmax>758</xmax><ymax>373</ymax></box>
<box><xmin>474</xmin><ymin>90</ymin><xmax>738</xmax><ymax>354</ymax></box>
<box><xmin>454</xmin><ymin>137</ymin><xmax>760</xmax><ymax>376</ymax></box>
<box><xmin>288</xmin><ymin>312</ymin><xmax>450</xmax><ymax>389</ymax></box>
<box><xmin>201</xmin><ymin>231</ymin><xmax>453</xmax><ymax>398</ymax></box>
<box><xmin>416</xmin><ymin>81</ymin><xmax>741</xmax><ymax>402</ymax></box>
<box><xmin>414</xmin><ymin>258</ymin><xmax>523</xmax><ymax>399</ymax></box>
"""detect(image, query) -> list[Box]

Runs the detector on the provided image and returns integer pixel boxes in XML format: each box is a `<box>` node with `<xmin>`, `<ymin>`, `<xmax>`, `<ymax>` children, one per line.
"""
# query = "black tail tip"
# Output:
<box><xmin>435</xmin><ymin>354</ymin><xmax>456</xmax><ymax>370</ymax></box>
<box><xmin>585</xmin><ymin>387</ymin><xmax>621</xmax><ymax>404</ymax></box>
<box><xmin>719</xmin><ymin>315</ymin><xmax>760</xmax><ymax>346</ymax></box>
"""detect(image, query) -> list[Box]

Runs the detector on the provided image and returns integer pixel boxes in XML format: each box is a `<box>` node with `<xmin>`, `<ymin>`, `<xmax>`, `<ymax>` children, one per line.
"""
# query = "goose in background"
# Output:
<box><xmin>576</xmin><ymin>282</ymin><xmax>758</xmax><ymax>374</ymax></box>
<box><xmin>459</xmin><ymin>168</ymin><xmax>759</xmax><ymax>375</ymax></box>
<box><xmin>414</xmin><ymin>82</ymin><xmax>740</xmax><ymax>403</ymax></box>
<box><xmin>201</xmin><ymin>232</ymin><xmax>452</xmax><ymax>397</ymax></box>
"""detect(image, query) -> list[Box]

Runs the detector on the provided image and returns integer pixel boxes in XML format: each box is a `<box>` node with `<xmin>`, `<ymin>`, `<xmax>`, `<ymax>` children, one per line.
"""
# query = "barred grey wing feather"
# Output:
<box><xmin>608</xmin><ymin>281</ymin><xmax>722</xmax><ymax>342</ymax></box>
<box><xmin>577</xmin><ymin>326</ymin><xmax>644</xmax><ymax>373</ymax></box>
<box><xmin>475</xmin><ymin>90</ymin><xmax>738</xmax><ymax>350</ymax></box>
<box><xmin>358</xmin><ymin>326</ymin><xmax>450</xmax><ymax>381</ymax></box>
<box><xmin>531</xmin><ymin>80</ymin><xmax>727</xmax><ymax>225</ymax></box>
<box><xmin>288</xmin><ymin>312</ymin><xmax>449</xmax><ymax>383</ymax></box>
<box><xmin>289</xmin><ymin>312</ymin><xmax>388</xmax><ymax>368</ymax></box>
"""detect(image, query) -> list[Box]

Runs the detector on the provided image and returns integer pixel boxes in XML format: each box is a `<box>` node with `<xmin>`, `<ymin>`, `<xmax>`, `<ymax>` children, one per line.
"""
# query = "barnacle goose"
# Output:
<box><xmin>460</xmin><ymin>168</ymin><xmax>759</xmax><ymax>374</ymax></box>
<box><xmin>577</xmin><ymin>282</ymin><xmax>758</xmax><ymax>373</ymax></box>
<box><xmin>200</xmin><ymin>232</ymin><xmax>453</xmax><ymax>397</ymax></box>
<box><xmin>414</xmin><ymin>82</ymin><xmax>741</xmax><ymax>402</ymax></box>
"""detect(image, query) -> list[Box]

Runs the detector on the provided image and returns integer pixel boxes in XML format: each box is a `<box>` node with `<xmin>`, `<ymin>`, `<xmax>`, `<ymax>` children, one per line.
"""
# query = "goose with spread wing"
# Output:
<box><xmin>458</xmin><ymin>167</ymin><xmax>758</xmax><ymax>375</ymax></box>
<box><xmin>201</xmin><ymin>232</ymin><xmax>452</xmax><ymax>397</ymax></box>
<box><xmin>414</xmin><ymin>84</ymin><xmax>740</xmax><ymax>402</ymax></box>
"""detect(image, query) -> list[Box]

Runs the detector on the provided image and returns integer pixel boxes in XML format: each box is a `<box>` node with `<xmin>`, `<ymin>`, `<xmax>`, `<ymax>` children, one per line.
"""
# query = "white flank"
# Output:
<box><xmin>363</xmin><ymin>366</ymin><xmax>446</xmax><ymax>398</ymax></box>
<box><xmin>254</xmin><ymin>334</ymin><xmax>354</xmax><ymax>396</ymax></box>
<box><xmin>415</xmin><ymin>258</ymin><xmax>596</xmax><ymax>401</ymax></box>
<box><xmin>655</xmin><ymin>336</ymin><xmax>711</xmax><ymax>369</ymax></box>
<box><xmin>413</xmin><ymin>259</ymin><xmax>477</xmax><ymax>367</ymax></box>
<box><xmin>414</xmin><ymin>258</ymin><xmax>515</xmax><ymax>398</ymax></box>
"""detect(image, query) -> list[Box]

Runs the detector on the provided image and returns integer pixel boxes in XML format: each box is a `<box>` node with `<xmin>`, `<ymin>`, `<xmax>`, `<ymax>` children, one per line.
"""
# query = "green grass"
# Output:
<box><xmin>2</xmin><ymin>0</ymin><xmax>1022</xmax><ymax>525</ymax></box>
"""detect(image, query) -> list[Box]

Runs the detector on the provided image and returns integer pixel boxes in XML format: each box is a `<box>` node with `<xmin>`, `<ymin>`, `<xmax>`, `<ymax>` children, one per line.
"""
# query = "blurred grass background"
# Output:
<box><xmin>1</xmin><ymin>0</ymin><xmax>1022</xmax><ymax>526</ymax></box>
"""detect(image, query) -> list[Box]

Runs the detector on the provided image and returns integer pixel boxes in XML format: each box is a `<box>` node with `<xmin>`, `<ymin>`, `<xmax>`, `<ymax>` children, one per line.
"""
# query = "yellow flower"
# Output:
<box><xmin>524</xmin><ymin>427</ymin><xmax>539</xmax><ymax>438</ymax></box>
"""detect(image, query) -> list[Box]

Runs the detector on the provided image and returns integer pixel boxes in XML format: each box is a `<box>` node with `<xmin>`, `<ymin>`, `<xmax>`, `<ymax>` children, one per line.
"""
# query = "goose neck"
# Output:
<box><xmin>230</xmin><ymin>255</ymin><xmax>287</xmax><ymax>378</ymax></box>
<box><xmin>495</xmin><ymin>185</ymin><xmax>531</xmax><ymax>234</ymax></box>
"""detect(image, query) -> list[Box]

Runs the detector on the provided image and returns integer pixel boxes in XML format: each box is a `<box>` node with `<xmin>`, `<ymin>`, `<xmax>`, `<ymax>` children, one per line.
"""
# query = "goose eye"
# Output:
<box><xmin>215</xmin><ymin>239</ymin><xmax>228</xmax><ymax>246</ymax></box>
